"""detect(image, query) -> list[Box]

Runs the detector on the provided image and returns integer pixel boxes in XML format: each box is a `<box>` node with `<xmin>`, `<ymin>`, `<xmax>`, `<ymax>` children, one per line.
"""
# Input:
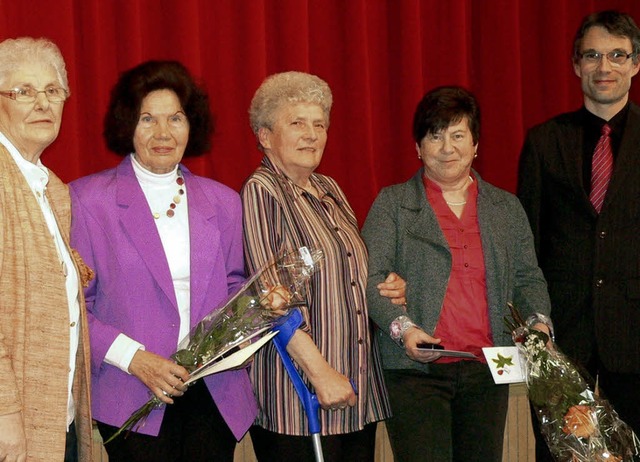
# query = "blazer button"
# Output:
<box><xmin>598</xmin><ymin>231</ymin><xmax>607</xmax><ymax>239</ymax></box>
<box><xmin>595</xmin><ymin>279</ymin><xmax>604</xmax><ymax>288</ymax></box>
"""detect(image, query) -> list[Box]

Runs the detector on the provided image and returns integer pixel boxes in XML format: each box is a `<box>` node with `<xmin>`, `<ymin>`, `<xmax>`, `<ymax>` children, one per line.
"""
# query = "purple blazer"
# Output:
<box><xmin>70</xmin><ymin>157</ymin><xmax>257</xmax><ymax>439</ymax></box>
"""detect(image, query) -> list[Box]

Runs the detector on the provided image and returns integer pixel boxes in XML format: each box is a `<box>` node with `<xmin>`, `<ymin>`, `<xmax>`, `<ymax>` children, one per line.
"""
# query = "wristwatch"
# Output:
<box><xmin>390</xmin><ymin>315</ymin><xmax>417</xmax><ymax>346</ymax></box>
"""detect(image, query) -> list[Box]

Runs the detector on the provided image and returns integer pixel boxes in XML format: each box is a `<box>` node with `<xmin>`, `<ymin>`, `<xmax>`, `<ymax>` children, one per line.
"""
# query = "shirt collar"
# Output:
<box><xmin>260</xmin><ymin>155</ymin><xmax>333</xmax><ymax>201</ymax></box>
<box><xmin>581</xmin><ymin>102</ymin><xmax>630</xmax><ymax>135</ymax></box>
<box><xmin>0</xmin><ymin>131</ymin><xmax>49</xmax><ymax>193</ymax></box>
<box><xmin>422</xmin><ymin>172</ymin><xmax>478</xmax><ymax>196</ymax></box>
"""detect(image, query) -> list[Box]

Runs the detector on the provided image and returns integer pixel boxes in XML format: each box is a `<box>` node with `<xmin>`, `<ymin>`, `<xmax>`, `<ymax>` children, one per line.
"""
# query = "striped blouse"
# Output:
<box><xmin>241</xmin><ymin>156</ymin><xmax>391</xmax><ymax>436</ymax></box>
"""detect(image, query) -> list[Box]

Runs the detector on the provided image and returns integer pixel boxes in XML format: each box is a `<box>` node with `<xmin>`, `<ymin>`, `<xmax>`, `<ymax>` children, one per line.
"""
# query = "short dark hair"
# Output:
<box><xmin>412</xmin><ymin>86</ymin><xmax>480</xmax><ymax>145</ymax></box>
<box><xmin>104</xmin><ymin>60</ymin><xmax>213</xmax><ymax>156</ymax></box>
<box><xmin>573</xmin><ymin>10</ymin><xmax>640</xmax><ymax>64</ymax></box>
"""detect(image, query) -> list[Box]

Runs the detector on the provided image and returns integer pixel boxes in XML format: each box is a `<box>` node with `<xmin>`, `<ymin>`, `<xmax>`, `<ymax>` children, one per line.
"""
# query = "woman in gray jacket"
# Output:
<box><xmin>362</xmin><ymin>86</ymin><xmax>552</xmax><ymax>462</ymax></box>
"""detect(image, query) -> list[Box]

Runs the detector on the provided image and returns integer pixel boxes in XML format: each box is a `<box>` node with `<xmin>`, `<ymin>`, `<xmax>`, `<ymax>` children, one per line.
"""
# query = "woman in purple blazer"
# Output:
<box><xmin>70</xmin><ymin>61</ymin><xmax>257</xmax><ymax>462</ymax></box>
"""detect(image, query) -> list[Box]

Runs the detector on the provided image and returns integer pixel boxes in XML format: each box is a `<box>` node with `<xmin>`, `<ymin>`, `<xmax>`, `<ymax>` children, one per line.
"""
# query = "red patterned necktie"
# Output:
<box><xmin>590</xmin><ymin>123</ymin><xmax>613</xmax><ymax>213</ymax></box>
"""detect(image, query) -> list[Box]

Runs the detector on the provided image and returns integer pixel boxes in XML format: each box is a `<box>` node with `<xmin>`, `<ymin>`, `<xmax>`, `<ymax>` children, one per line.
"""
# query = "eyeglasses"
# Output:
<box><xmin>0</xmin><ymin>86</ymin><xmax>68</xmax><ymax>103</ymax></box>
<box><xmin>578</xmin><ymin>50</ymin><xmax>636</xmax><ymax>66</ymax></box>
<box><xmin>138</xmin><ymin>112</ymin><xmax>188</xmax><ymax>130</ymax></box>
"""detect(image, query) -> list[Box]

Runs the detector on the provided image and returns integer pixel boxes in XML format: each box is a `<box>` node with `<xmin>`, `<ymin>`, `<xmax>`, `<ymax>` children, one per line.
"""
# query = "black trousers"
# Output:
<box><xmin>250</xmin><ymin>422</ymin><xmax>378</xmax><ymax>462</ymax></box>
<box><xmin>384</xmin><ymin>363</ymin><xmax>509</xmax><ymax>462</ymax></box>
<box><xmin>98</xmin><ymin>380</ymin><xmax>236</xmax><ymax>462</ymax></box>
<box><xmin>64</xmin><ymin>423</ymin><xmax>78</xmax><ymax>462</ymax></box>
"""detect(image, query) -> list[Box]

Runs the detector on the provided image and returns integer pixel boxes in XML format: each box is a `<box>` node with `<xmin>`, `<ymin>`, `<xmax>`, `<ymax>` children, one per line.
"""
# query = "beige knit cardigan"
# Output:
<box><xmin>0</xmin><ymin>146</ymin><xmax>93</xmax><ymax>461</ymax></box>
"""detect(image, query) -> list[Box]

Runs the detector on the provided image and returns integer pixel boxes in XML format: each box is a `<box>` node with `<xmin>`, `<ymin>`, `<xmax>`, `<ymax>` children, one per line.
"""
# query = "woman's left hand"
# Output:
<box><xmin>377</xmin><ymin>272</ymin><xmax>407</xmax><ymax>306</ymax></box>
<box><xmin>532</xmin><ymin>322</ymin><xmax>554</xmax><ymax>349</ymax></box>
<box><xmin>128</xmin><ymin>350</ymin><xmax>190</xmax><ymax>404</ymax></box>
<box><xmin>403</xmin><ymin>327</ymin><xmax>443</xmax><ymax>363</ymax></box>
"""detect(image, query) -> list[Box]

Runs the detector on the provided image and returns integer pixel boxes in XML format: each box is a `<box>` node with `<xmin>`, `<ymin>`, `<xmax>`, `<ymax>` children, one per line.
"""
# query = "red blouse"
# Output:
<box><xmin>422</xmin><ymin>175</ymin><xmax>493</xmax><ymax>362</ymax></box>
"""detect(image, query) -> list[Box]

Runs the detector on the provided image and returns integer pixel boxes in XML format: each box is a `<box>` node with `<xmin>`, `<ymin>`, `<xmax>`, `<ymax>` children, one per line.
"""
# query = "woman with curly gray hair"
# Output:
<box><xmin>241</xmin><ymin>71</ymin><xmax>405</xmax><ymax>461</ymax></box>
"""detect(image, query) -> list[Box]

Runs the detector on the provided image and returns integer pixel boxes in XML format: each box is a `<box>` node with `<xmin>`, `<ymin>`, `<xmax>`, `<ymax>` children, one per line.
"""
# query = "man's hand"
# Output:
<box><xmin>377</xmin><ymin>272</ymin><xmax>407</xmax><ymax>306</ymax></box>
<box><xmin>0</xmin><ymin>411</ymin><xmax>27</xmax><ymax>462</ymax></box>
<box><xmin>129</xmin><ymin>350</ymin><xmax>190</xmax><ymax>404</ymax></box>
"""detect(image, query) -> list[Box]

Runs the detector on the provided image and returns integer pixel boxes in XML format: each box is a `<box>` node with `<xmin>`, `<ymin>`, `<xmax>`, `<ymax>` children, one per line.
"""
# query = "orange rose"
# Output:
<box><xmin>599</xmin><ymin>455</ymin><xmax>622</xmax><ymax>462</ymax></box>
<box><xmin>562</xmin><ymin>405</ymin><xmax>596</xmax><ymax>438</ymax></box>
<box><xmin>261</xmin><ymin>284</ymin><xmax>292</xmax><ymax>314</ymax></box>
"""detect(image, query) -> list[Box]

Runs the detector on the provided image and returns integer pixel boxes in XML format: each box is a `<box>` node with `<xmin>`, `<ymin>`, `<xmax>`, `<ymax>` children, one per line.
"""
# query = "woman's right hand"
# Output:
<box><xmin>311</xmin><ymin>367</ymin><xmax>357</xmax><ymax>411</ymax></box>
<box><xmin>0</xmin><ymin>411</ymin><xmax>26</xmax><ymax>462</ymax></box>
<box><xmin>403</xmin><ymin>327</ymin><xmax>443</xmax><ymax>363</ymax></box>
<box><xmin>128</xmin><ymin>350</ymin><xmax>190</xmax><ymax>404</ymax></box>
<box><xmin>285</xmin><ymin>330</ymin><xmax>356</xmax><ymax>411</ymax></box>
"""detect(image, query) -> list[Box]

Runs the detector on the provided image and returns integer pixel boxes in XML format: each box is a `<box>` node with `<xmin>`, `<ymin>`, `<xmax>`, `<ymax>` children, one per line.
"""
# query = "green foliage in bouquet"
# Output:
<box><xmin>505</xmin><ymin>303</ymin><xmax>639</xmax><ymax>462</ymax></box>
<box><xmin>172</xmin><ymin>295</ymin><xmax>267</xmax><ymax>371</ymax></box>
<box><xmin>103</xmin><ymin>247</ymin><xmax>323</xmax><ymax>444</ymax></box>
<box><xmin>506</xmin><ymin>306</ymin><xmax>583</xmax><ymax>424</ymax></box>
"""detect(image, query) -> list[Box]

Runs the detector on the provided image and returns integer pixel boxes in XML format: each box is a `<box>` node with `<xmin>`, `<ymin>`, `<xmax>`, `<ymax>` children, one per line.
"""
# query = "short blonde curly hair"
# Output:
<box><xmin>249</xmin><ymin>71</ymin><xmax>333</xmax><ymax>139</ymax></box>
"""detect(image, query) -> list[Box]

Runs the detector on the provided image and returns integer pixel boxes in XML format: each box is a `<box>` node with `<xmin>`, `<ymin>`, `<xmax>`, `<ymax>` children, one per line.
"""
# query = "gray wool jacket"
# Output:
<box><xmin>362</xmin><ymin>169</ymin><xmax>551</xmax><ymax>372</ymax></box>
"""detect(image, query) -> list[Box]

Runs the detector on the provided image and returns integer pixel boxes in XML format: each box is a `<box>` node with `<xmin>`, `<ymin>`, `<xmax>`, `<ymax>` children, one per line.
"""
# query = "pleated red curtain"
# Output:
<box><xmin>2</xmin><ymin>0</ymin><xmax>640</xmax><ymax>223</ymax></box>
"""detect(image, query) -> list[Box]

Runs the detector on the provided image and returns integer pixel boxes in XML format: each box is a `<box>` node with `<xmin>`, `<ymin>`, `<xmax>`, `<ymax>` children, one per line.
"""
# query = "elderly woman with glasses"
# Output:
<box><xmin>0</xmin><ymin>37</ymin><xmax>93</xmax><ymax>462</ymax></box>
<box><xmin>70</xmin><ymin>60</ymin><xmax>256</xmax><ymax>462</ymax></box>
<box><xmin>362</xmin><ymin>86</ymin><xmax>553</xmax><ymax>462</ymax></box>
<box><xmin>241</xmin><ymin>71</ymin><xmax>407</xmax><ymax>462</ymax></box>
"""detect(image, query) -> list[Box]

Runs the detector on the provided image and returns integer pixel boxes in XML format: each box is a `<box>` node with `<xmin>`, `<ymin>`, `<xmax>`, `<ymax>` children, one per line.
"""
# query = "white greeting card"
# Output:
<box><xmin>482</xmin><ymin>346</ymin><xmax>525</xmax><ymax>384</ymax></box>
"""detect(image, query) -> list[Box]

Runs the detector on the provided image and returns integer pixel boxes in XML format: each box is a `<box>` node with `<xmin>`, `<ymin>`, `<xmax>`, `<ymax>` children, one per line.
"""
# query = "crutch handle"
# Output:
<box><xmin>272</xmin><ymin>309</ymin><xmax>321</xmax><ymax>435</ymax></box>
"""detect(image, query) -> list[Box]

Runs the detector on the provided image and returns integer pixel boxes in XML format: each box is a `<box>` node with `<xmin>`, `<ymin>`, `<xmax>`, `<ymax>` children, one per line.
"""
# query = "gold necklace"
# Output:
<box><xmin>444</xmin><ymin>175</ymin><xmax>473</xmax><ymax>206</ymax></box>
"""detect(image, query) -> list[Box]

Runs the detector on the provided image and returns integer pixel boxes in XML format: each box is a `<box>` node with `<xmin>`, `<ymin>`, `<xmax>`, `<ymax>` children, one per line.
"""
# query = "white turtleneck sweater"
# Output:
<box><xmin>104</xmin><ymin>154</ymin><xmax>191</xmax><ymax>373</ymax></box>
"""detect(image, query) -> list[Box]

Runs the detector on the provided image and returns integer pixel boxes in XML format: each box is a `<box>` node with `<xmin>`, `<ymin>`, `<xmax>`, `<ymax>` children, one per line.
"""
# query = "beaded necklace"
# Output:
<box><xmin>153</xmin><ymin>169</ymin><xmax>185</xmax><ymax>219</ymax></box>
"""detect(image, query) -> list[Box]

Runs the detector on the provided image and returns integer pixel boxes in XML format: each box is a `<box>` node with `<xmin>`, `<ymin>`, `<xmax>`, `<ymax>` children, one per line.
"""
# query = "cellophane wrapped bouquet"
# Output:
<box><xmin>506</xmin><ymin>304</ymin><xmax>639</xmax><ymax>461</ymax></box>
<box><xmin>105</xmin><ymin>246</ymin><xmax>323</xmax><ymax>443</ymax></box>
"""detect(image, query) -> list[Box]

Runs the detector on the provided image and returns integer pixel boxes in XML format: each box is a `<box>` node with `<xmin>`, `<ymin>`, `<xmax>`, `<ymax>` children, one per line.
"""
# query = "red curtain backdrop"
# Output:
<box><xmin>2</xmin><ymin>0</ymin><xmax>640</xmax><ymax>224</ymax></box>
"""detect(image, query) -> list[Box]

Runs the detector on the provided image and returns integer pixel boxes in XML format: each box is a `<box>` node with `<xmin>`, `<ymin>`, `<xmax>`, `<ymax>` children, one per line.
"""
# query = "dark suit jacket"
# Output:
<box><xmin>517</xmin><ymin>102</ymin><xmax>640</xmax><ymax>374</ymax></box>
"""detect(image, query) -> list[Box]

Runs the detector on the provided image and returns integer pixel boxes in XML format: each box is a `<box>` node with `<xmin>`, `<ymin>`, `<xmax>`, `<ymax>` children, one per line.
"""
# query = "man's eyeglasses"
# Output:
<box><xmin>578</xmin><ymin>50</ymin><xmax>636</xmax><ymax>66</ymax></box>
<box><xmin>0</xmin><ymin>86</ymin><xmax>68</xmax><ymax>103</ymax></box>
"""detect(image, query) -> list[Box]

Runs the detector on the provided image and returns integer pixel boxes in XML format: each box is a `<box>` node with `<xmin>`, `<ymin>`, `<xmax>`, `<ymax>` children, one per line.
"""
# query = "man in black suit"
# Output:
<box><xmin>518</xmin><ymin>10</ymin><xmax>640</xmax><ymax>461</ymax></box>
